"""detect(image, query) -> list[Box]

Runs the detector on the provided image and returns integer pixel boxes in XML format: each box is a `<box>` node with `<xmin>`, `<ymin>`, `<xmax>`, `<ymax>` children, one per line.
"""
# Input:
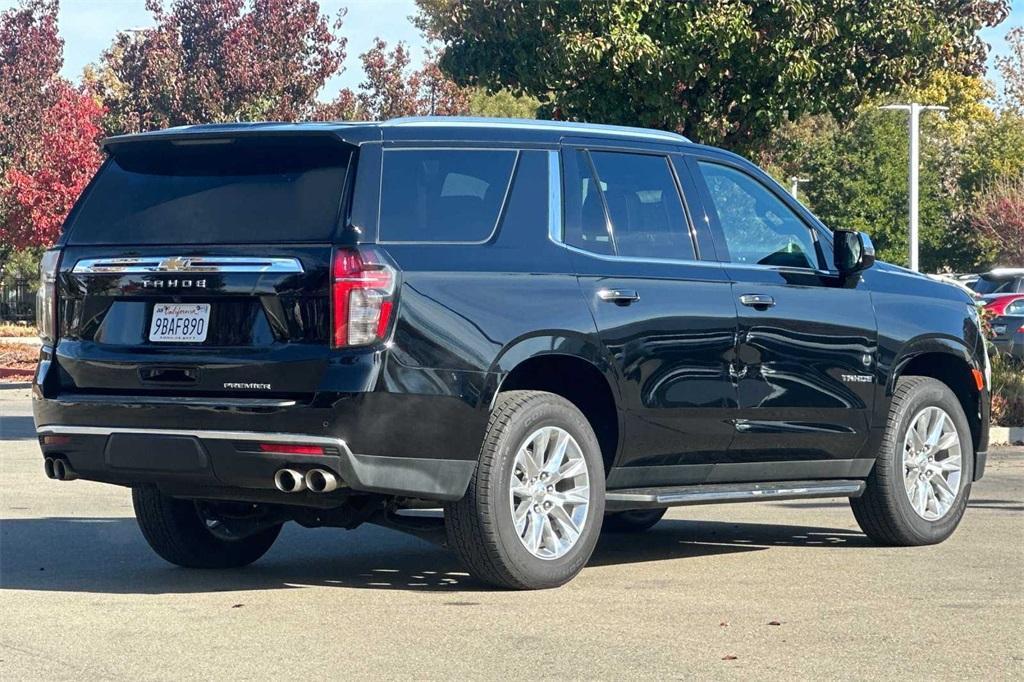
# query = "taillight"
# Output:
<box><xmin>331</xmin><ymin>247</ymin><xmax>397</xmax><ymax>348</ymax></box>
<box><xmin>36</xmin><ymin>249</ymin><xmax>60</xmax><ymax>344</ymax></box>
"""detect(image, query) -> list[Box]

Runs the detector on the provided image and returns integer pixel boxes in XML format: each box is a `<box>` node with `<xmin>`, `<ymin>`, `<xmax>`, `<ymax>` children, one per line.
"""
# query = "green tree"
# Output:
<box><xmin>416</xmin><ymin>0</ymin><xmax>1008</xmax><ymax>151</ymax></box>
<box><xmin>468</xmin><ymin>88</ymin><xmax>540</xmax><ymax>118</ymax></box>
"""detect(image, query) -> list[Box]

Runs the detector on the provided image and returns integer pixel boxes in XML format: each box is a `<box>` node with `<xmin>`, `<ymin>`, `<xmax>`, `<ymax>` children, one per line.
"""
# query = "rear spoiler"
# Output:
<box><xmin>102</xmin><ymin>123</ymin><xmax>381</xmax><ymax>155</ymax></box>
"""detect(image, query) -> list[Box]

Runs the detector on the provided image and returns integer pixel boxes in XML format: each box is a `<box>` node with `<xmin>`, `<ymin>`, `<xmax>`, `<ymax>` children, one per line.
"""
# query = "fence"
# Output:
<box><xmin>0</xmin><ymin>279</ymin><xmax>35</xmax><ymax>322</ymax></box>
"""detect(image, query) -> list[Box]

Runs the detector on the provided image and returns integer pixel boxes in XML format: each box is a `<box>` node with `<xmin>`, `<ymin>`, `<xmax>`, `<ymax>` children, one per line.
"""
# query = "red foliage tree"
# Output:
<box><xmin>0</xmin><ymin>1</ymin><xmax>105</xmax><ymax>252</ymax></box>
<box><xmin>92</xmin><ymin>0</ymin><xmax>346</xmax><ymax>133</ymax></box>
<box><xmin>0</xmin><ymin>0</ymin><xmax>62</xmax><ymax>169</ymax></box>
<box><xmin>970</xmin><ymin>175</ymin><xmax>1024</xmax><ymax>264</ymax></box>
<box><xmin>1</xmin><ymin>82</ymin><xmax>105</xmax><ymax>248</ymax></box>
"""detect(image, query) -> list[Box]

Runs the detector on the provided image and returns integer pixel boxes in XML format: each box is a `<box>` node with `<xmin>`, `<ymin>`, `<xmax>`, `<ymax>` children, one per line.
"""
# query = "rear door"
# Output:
<box><xmin>558</xmin><ymin>144</ymin><xmax>738</xmax><ymax>488</ymax></box>
<box><xmin>685</xmin><ymin>154</ymin><xmax>877</xmax><ymax>476</ymax></box>
<box><xmin>54</xmin><ymin>134</ymin><xmax>352</xmax><ymax>397</ymax></box>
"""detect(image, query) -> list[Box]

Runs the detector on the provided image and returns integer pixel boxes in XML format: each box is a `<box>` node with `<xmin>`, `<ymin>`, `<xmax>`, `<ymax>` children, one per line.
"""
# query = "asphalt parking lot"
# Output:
<box><xmin>2</xmin><ymin>385</ymin><xmax>1022</xmax><ymax>680</ymax></box>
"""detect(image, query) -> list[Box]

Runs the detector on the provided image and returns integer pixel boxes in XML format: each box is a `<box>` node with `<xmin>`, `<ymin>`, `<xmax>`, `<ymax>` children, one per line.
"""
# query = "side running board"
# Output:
<box><xmin>605</xmin><ymin>479</ymin><xmax>865</xmax><ymax>512</ymax></box>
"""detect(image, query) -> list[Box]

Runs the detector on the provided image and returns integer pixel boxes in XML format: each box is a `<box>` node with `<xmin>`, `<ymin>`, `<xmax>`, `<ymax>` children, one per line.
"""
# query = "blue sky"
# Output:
<box><xmin>2</xmin><ymin>0</ymin><xmax>1021</xmax><ymax>102</ymax></box>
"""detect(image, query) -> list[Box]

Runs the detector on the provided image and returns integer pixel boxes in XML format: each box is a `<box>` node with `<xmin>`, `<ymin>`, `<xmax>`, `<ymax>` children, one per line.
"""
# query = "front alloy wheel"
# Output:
<box><xmin>851</xmin><ymin>376</ymin><xmax>974</xmax><ymax>546</ymax></box>
<box><xmin>902</xmin><ymin>406</ymin><xmax>963</xmax><ymax>521</ymax></box>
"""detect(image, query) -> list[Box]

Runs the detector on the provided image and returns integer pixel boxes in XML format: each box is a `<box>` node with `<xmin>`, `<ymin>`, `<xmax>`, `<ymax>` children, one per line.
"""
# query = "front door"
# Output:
<box><xmin>558</xmin><ymin>146</ymin><xmax>738</xmax><ymax>489</ymax></box>
<box><xmin>686</xmin><ymin>155</ymin><xmax>877</xmax><ymax>482</ymax></box>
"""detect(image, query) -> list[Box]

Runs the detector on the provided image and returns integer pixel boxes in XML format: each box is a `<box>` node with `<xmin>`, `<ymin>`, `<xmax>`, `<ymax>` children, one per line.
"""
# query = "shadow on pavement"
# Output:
<box><xmin>0</xmin><ymin>515</ymin><xmax>869</xmax><ymax>595</ymax></box>
<box><xmin>0</xmin><ymin>415</ymin><xmax>37</xmax><ymax>440</ymax></box>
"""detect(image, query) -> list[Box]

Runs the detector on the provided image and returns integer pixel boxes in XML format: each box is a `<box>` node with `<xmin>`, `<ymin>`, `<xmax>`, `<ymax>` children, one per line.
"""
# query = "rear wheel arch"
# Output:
<box><xmin>494</xmin><ymin>351</ymin><xmax>620</xmax><ymax>475</ymax></box>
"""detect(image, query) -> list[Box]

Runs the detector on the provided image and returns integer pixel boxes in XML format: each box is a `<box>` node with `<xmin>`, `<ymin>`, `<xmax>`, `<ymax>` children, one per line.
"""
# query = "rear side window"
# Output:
<box><xmin>379</xmin><ymin>149</ymin><xmax>517</xmax><ymax>243</ymax></box>
<box><xmin>562</xmin><ymin>149</ymin><xmax>614</xmax><ymax>255</ymax></box>
<box><xmin>66</xmin><ymin>137</ymin><xmax>351</xmax><ymax>245</ymax></box>
<box><xmin>589</xmin><ymin>151</ymin><xmax>693</xmax><ymax>260</ymax></box>
<box><xmin>1006</xmin><ymin>299</ymin><xmax>1024</xmax><ymax>315</ymax></box>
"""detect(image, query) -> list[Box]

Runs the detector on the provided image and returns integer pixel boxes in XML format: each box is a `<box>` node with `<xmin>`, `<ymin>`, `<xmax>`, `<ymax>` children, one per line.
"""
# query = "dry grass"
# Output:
<box><xmin>0</xmin><ymin>342</ymin><xmax>38</xmax><ymax>368</ymax></box>
<box><xmin>0</xmin><ymin>322</ymin><xmax>38</xmax><ymax>337</ymax></box>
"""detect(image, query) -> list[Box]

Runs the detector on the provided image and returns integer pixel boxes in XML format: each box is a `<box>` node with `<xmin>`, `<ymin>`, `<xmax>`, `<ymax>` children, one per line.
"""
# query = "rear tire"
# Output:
<box><xmin>851</xmin><ymin>376</ymin><xmax>974</xmax><ymax>546</ymax></box>
<box><xmin>603</xmin><ymin>508</ymin><xmax>667</xmax><ymax>533</ymax></box>
<box><xmin>445</xmin><ymin>391</ymin><xmax>605</xmax><ymax>590</ymax></box>
<box><xmin>132</xmin><ymin>485</ymin><xmax>282</xmax><ymax>568</ymax></box>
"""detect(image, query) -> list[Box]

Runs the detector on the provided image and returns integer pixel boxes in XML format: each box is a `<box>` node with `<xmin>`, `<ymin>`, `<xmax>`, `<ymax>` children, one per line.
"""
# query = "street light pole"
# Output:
<box><xmin>789</xmin><ymin>176</ymin><xmax>809</xmax><ymax>200</ymax></box>
<box><xmin>879</xmin><ymin>103</ymin><xmax>948</xmax><ymax>272</ymax></box>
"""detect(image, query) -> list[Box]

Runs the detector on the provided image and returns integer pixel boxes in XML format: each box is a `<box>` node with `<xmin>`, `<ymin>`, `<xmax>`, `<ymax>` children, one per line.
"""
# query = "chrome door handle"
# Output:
<box><xmin>739</xmin><ymin>294</ymin><xmax>775</xmax><ymax>308</ymax></box>
<box><xmin>598</xmin><ymin>289</ymin><xmax>640</xmax><ymax>305</ymax></box>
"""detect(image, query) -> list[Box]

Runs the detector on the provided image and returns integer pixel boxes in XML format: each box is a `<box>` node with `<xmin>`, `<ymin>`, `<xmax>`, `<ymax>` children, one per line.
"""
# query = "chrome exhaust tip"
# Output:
<box><xmin>305</xmin><ymin>469</ymin><xmax>338</xmax><ymax>494</ymax></box>
<box><xmin>274</xmin><ymin>468</ymin><xmax>307</xmax><ymax>493</ymax></box>
<box><xmin>43</xmin><ymin>457</ymin><xmax>57</xmax><ymax>480</ymax></box>
<box><xmin>50</xmin><ymin>458</ymin><xmax>77</xmax><ymax>481</ymax></box>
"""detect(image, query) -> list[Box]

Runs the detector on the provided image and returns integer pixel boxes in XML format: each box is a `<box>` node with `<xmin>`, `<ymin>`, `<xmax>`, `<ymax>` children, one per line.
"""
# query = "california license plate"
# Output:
<box><xmin>149</xmin><ymin>303</ymin><xmax>210</xmax><ymax>343</ymax></box>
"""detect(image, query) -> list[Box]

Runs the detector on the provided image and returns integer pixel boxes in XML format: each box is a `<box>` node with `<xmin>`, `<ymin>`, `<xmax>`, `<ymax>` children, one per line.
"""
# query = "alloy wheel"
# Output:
<box><xmin>902</xmin><ymin>406</ymin><xmax>963</xmax><ymax>521</ymax></box>
<box><xmin>508</xmin><ymin>426</ymin><xmax>591</xmax><ymax>560</ymax></box>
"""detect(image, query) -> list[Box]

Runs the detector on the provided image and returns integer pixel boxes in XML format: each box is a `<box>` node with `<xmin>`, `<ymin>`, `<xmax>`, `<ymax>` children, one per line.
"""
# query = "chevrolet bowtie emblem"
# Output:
<box><xmin>158</xmin><ymin>257</ymin><xmax>191</xmax><ymax>271</ymax></box>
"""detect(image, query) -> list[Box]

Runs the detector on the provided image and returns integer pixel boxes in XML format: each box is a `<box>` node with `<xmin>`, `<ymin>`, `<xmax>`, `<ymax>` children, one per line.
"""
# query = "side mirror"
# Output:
<box><xmin>834</xmin><ymin>230</ymin><xmax>875</xmax><ymax>275</ymax></box>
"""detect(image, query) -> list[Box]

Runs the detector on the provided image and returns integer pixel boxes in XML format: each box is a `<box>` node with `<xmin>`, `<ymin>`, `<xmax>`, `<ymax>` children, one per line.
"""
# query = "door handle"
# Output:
<box><xmin>597</xmin><ymin>289</ymin><xmax>640</xmax><ymax>306</ymax></box>
<box><xmin>739</xmin><ymin>294</ymin><xmax>775</xmax><ymax>309</ymax></box>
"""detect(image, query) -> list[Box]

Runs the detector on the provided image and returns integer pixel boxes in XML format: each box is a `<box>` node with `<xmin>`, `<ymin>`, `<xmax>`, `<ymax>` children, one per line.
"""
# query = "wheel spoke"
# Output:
<box><xmin>552</xmin><ymin>488</ymin><xmax>589</xmax><ymax>507</ymax></box>
<box><xmin>933</xmin><ymin>430</ymin><xmax>958</xmax><ymax>454</ymax></box>
<box><xmin>904</xmin><ymin>469</ymin><xmax>918</xmax><ymax>497</ymax></box>
<box><xmin>924</xmin><ymin>411</ymin><xmax>947</xmax><ymax>450</ymax></box>
<box><xmin>513</xmin><ymin>499</ymin><xmax>531</xmax><ymax>534</ymax></box>
<box><xmin>524</xmin><ymin>511</ymin><xmax>544</xmax><ymax>553</ymax></box>
<box><xmin>554</xmin><ymin>457</ymin><xmax>586</xmax><ymax>483</ymax></box>
<box><xmin>936</xmin><ymin>455</ymin><xmax>961</xmax><ymax>473</ymax></box>
<box><xmin>914</xmin><ymin>479</ymin><xmax>929</xmax><ymax>514</ymax></box>
<box><xmin>549</xmin><ymin>504</ymin><xmax>581</xmax><ymax>545</ymax></box>
<box><xmin>931</xmin><ymin>472</ymin><xmax>957</xmax><ymax>501</ymax></box>
<box><xmin>544</xmin><ymin>431</ymin><xmax>570</xmax><ymax>475</ymax></box>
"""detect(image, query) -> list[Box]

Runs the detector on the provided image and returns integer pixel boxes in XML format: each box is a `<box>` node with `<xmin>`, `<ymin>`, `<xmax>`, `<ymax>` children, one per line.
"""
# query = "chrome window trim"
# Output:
<box><xmin>547</xmin><ymin>150</ymin><xmax>562</xmax><ymax>243</ymax></box>
<box><xmin>71</xmin><ymin>256</ymin><xmax>304</xmax><ymax>274</ymax></box>
<box><xmin>37</xmin><ymin>425</ymin><xmax>352</xmax><ymax>455</ymax></box>
<box><xmin>375</xmin><ymin>147</ymin><xmax>520</xmax><ymax>246</ymax></box>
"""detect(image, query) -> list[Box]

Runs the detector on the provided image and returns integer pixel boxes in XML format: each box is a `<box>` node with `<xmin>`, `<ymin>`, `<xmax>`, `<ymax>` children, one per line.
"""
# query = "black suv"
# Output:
<box><xmin>33</xmin><ymin>117</ymin><xmax>990</xmax><ymax>589</ymax></box>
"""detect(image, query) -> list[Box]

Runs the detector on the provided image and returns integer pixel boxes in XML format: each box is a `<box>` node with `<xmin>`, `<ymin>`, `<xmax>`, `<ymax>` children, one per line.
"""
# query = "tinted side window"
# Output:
<box><xmin>379</xmin><ymin>149</ymin><xmax>517</xmax><ymax>242</ymax></box>
<box><xmin>697</xmin><ymin>161</ymin><xmax>819</xmax><ymax>269</ymax></box>
<box><xmin>562</xmin><ymin>149</ymin><xmax>614</xmax><ymax>255</ymax></box>
<box><xmin>1006</xmin><ymin>299</ymin><xmax>1024</xmax><ymax>315</ymax></box>
<box><xmin>589</xmin><ymin>151</ymin><xmax>693</xmax><ymax>260</ymax></box>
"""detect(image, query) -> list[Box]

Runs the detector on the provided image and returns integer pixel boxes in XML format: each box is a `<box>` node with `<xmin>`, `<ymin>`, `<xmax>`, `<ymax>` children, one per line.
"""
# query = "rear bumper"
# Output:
<box><xmin>36</xmin><ymin>424</ymin><xmax>476</xmax><ymax>502</ymax></box>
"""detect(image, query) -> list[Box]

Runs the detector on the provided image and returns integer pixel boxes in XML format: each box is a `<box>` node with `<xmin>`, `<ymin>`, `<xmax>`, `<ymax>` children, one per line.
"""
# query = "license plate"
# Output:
<box><xmin>993</xmin><ymin>325</ymin><xmax>1006</xmax><ymax>336</ymax></box>
<box><xmin>149</xmin><ymin>303</ymin><xmax>210</xmax><ymax>343</ymax></box>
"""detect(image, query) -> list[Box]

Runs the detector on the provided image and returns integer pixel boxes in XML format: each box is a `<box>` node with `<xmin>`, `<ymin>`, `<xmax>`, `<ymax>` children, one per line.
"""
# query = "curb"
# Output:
<box><xmin>0</xmin><ymin>367</ymin><xmax>35</xmax><ymax>380</ymax></box>
<box><xmin>990</xmin><ymin>425</ymin><xmax>1024</xmax><ymax>447</ymax></box>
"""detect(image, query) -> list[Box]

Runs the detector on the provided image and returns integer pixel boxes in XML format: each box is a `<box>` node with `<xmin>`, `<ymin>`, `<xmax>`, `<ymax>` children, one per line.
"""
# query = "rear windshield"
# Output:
<box><xmin>970</xmin><ymin>276</ymin><xmax>1021</xmax><ymax>295</ymax></box>
<box><xmin>66</xmin><ymin>137</ymin><xmax>351</xmax><ymax>245</ymax></box>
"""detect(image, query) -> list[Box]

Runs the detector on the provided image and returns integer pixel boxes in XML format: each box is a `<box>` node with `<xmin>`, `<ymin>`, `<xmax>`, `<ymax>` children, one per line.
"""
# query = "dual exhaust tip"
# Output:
<box><xmin>274</xmin><ymin>468</ymin><xmax>339</xmax><ymax>494</ymax></box>
<box><xmin>43</xmin><ymin>457</ymin><xmax>77</xmax><ymax>481</ymax></box>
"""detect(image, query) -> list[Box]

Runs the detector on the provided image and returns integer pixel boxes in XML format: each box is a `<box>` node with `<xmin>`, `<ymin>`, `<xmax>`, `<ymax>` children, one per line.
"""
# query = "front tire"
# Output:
<box><xmin>851</xmin><ymin>376</ymin><xmax>974</xmax><ymax>546</ymax></box>
<box><xmin>132</xmin><ymin>485</ymin><xmax>282</xmax><ymax>568</ymax></box>
<box><xmin>445</xmin><ymin>391</ymin><xmax>605</xmax><ymax>589</ymax></box>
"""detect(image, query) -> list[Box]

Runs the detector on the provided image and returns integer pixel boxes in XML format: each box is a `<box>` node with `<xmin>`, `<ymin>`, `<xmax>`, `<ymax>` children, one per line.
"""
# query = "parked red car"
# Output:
<box><xmin>983</xmin><ymin>293</ymin><xmax>1024</xmax><ymax>316</ymax></box>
